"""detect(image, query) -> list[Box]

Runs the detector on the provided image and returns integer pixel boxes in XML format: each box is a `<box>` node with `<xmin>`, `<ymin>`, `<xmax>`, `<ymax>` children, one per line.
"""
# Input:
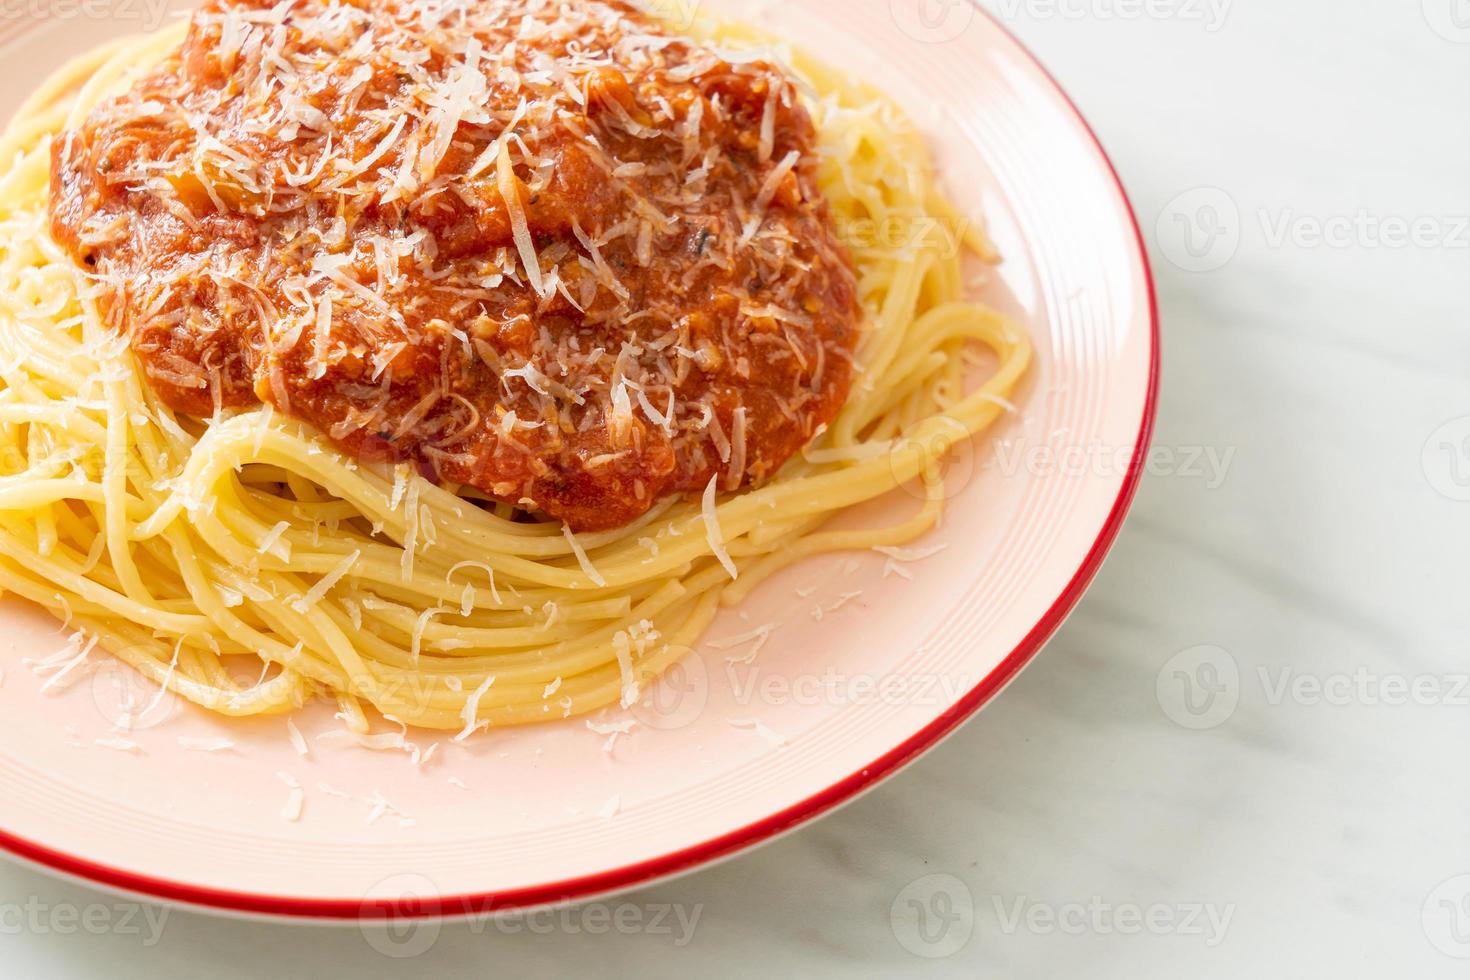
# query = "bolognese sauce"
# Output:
<box><xmin>49</xmin><ymin>0</ymin><xmax>859</xmax><ymax>531</ymax></box>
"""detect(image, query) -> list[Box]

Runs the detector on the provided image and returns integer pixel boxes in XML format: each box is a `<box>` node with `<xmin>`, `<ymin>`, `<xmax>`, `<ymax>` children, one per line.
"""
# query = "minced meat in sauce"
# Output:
<box><xmin>49</xmin><ymin>0</ymin><xmax>858</xmax><ymax>530</ymax></box>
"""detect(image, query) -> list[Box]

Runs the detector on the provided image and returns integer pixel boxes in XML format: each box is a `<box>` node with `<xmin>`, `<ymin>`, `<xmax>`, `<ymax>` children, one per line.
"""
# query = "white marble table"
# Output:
<box><xmin>5</xmin><ymin>1</ymin><xmax>1468</xmax><ymax>975</ymax></box>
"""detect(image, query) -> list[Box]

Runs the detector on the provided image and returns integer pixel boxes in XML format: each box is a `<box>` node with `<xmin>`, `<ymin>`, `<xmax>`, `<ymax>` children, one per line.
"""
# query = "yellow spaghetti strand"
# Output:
<box><xmin>0</xmin><ymin>23</ymin><xmax>1030</xmax><ymax>732</ymax></box>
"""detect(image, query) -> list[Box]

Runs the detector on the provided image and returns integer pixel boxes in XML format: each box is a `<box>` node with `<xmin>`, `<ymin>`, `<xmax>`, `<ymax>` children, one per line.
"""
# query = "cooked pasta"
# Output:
<box><xmin>0</xmin><ymin>4</ymin><xmax>1029</xmax><ymax>732</ymax></box>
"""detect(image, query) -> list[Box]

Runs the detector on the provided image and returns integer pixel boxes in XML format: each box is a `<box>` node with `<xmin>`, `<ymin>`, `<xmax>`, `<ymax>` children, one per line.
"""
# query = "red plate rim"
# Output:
<box><xmin>0</xmin><ymin>5</ymin><xmax>1160</xmax><ymax>922</ymax></box>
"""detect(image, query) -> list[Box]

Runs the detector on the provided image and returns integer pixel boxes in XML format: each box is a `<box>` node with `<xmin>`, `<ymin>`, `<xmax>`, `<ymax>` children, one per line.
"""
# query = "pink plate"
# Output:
<box><xmin>0</xmin><ymin>0</ymin><xmax>1157</xmax><ymax>919</ymax></box>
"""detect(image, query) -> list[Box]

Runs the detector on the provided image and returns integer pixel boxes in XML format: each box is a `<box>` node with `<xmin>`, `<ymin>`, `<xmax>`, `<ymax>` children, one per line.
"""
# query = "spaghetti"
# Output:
<box><xmin>0</xmin><ymin>4</ymin><xmax>1030</xmax><ymax>732</ymax></box>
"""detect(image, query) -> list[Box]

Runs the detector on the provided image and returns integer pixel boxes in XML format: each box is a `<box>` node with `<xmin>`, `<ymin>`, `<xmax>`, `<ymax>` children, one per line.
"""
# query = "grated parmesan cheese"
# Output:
<box><xmin>455</xmin><ymin>675</ymin><xmax>496</xmax><ymax>741</ymax></box>
<box><xmin>701</xmin><ymin>475</ymin><xmax>737</xmax><ymax>580</ymax></box>
<box><xmin>291</xmin><ymin>549</ymin><xmax>360</xmax><ymax>613</ymax></box>
<box><xmin>562</xmin><ymin>524</ymin><xmax>607</xmax><ymax>587</ymax></box>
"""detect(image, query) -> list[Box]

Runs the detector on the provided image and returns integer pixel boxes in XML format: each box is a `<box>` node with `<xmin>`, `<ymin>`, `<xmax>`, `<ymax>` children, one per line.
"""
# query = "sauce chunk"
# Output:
<box><xmin>50</xmin><ymin>0</ymin><xmax>858</xmax><ymax>530</ymax></box>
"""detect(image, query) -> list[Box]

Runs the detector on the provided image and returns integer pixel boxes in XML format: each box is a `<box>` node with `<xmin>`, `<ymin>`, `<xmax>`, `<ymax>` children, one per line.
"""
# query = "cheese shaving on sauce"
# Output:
<box><xmin>50</xmin><ymin>0</ymin><xmax>860</xmax><ymax>534</ymax></box>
